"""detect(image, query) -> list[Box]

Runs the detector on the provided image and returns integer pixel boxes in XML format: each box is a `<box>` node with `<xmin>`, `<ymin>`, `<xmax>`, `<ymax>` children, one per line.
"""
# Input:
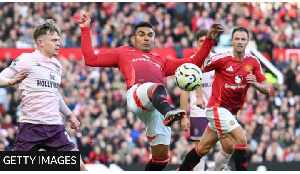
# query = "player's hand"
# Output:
<box><xmin>8</xmin><ymin>71</ymin><xmax>28</xmax><ymax>85</ymax></box>
<box><xmin>246</xmin><ymin>71</ymin><xmax>257</xmax><ymax>86</ymax></box>
<box><xmin>196</xmin><ymin>98</ymin><xmax>206</xmax><ymax>109</ymax></box>
<box><xmin>181</xmin><ymin>117</ymin><xmax>190</xmax><ymax>132</ymax></box>
<box><xmin>207</xmin><ymin>23</ymin><xmax>224</xmax><ymax>40</ymax></box>
<box><xmin>69</xmin><ymin>114</ymin><xmax>80</xmax><ymax>129</ymax></box>
<box><xmin>78</xmin><ymin>13</ymin><xmax>91</xmax><ymax>28</ymax></box>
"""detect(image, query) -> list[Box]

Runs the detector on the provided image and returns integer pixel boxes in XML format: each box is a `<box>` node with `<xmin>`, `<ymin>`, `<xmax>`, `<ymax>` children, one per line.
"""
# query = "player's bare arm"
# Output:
<box><xmin>195</xmin><ymin>86</ymin><xmax>206</xmax><ymax>109</ymax></box>
<box><xmin>246</xmin><ymin>71</ymin><xmax>270</xmax><ymax>94</ymax></box>
<box><xmin>67</xmin><ymin>113</ymin><xmax>80</xmax><ymax>129</ymax></box>
<box><xmin>180</xmin><ymin>90</ymin><xmax>190</xmax><ymax>132</ymax></box>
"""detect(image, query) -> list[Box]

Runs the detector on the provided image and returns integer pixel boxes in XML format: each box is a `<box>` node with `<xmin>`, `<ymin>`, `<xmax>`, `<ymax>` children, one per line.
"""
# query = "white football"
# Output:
<box><xmin>174</xmin><ymin>63</ymin><xmax>203</xmax><ymax>91</ymax></box>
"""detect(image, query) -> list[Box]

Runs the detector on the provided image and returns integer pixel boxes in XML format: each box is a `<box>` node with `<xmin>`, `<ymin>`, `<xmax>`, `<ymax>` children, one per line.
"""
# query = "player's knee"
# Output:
<box><xmin>236</xmin><ymin>136</ymin><xmax>247</xmax><ymax>145</ymax></box>
<box><xmin>222</xmin><ymin>143</ymin><xmax>235</xmax><ymax>154</ymax></box>
<box><xmin>234</xmin><ymin>136</ymin><xmax>247</xmax><ymax>152</ymax></box>
<box><xmin>148</xmin><ymin>83</ymin><xmax>166</xmax><ymax>101</ymax></box>
<box><xmin>197</xmin><ymin>143</ymin><xmax>210</xmax><ymax>155</ymax></box>
<box><xmin>194</xmin><ymin>140</ymin><xmax>201</xmax><ymax>147</ymax></box>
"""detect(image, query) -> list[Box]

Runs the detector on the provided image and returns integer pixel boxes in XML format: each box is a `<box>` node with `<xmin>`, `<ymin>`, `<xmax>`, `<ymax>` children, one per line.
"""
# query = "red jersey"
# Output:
<box><xmin>80</xmin><ymin>27</ymin><xmax>214</xmax><ymax>89</ymax></box>
<box><xmin>204</xmin><ymin>51</ymin><xmax>267</xmax><ymax>115</ymax></box>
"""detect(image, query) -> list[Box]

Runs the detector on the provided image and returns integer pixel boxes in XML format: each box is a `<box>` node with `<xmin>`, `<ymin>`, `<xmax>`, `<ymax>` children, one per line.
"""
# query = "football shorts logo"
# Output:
<box><xmin>245</xmin><ymin>65</ymin><xmax>252</xmax><ymax>72</ymax></box>
<box><xmin>194</xmin><ymin>128</ymin><xmax>199</xmax><ymax>135</ymax></box>
<box><xmin>229</xmin><ymin>120</ymin><xmax>235</xmax><ymax>126</ymax></box>
<box><xmin>235</xmin><ymin>75</ymin><xmax>243</xmax><ymax>83</ymax></box>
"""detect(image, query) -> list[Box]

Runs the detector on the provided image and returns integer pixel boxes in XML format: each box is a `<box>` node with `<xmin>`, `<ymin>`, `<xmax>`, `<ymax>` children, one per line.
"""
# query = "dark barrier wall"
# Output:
<box><xmin>119</xmin><ymin>161</ymin><xmax>300</xmax><ymax>171</ymax></box>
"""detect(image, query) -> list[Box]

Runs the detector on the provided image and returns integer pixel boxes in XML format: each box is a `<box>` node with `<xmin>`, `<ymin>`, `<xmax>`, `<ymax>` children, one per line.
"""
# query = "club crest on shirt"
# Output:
<box><xmin>245</xmin><ymin>65</ymin><xmax>252</xmax><ymax>72</ymax></box>
<box><xmin>50</xmin><ymin>73</ymin><xmax>55</xmax><ymax>81</ymax></box>
<box><xmin>229</xmin><ymin>120</ymin><xmax>235</xmax><ymax>126</ymax></box>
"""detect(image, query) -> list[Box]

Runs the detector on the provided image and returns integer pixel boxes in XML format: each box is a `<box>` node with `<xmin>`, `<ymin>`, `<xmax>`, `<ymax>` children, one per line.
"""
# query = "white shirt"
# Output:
<box><xmin>189</xmin><ymin>52</ymin><xmax>215</xmax><ymax>117</ymax></box>
<box><xmin>0</xmin><ymin>50</ymin><xmax>71</xmax><ymax>125</ymax></box>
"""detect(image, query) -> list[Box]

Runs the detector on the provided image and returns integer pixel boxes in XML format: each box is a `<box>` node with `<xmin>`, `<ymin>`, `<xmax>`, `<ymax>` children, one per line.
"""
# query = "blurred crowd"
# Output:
<box><xmin>1</xmin><ymin>2</ymin><xmax>300</xmax><ymax>167</ymax></box>
<box><xmin>1</xmin><ymin>2</ymin><xmax>300</xmax><ymax>57</ymax></box>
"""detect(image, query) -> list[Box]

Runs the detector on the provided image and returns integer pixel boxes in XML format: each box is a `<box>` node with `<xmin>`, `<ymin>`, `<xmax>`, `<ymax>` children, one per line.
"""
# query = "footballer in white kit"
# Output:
<box><xmin>0</xmin><ymin>19</ymin><xmax>87</xmax><ymax>170</ymax></box>
<box><xmin>189</xmin><ymin>70</ymin><xmax>214</xmax><ymax>140</ymax></box>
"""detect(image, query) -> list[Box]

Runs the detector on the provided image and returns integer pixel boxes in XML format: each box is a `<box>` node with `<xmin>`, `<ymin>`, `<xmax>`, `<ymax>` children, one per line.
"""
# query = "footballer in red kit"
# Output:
<box><xmin>178</xmin><ymin>27</ymin><xmax>270</xmax><ymax>171</ymax></box>
<box><xmin>78</xmin><ymin>13</ymin><xmax>224</xmax><ymax>171</ymax></box>
<box><xmin>204</xmin><ymin>51</ymin><xmax>267</xmax><ymax>115</ymax></box>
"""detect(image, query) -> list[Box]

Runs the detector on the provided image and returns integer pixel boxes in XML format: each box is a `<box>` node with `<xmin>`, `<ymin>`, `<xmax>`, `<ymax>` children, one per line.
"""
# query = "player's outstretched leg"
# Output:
<box><xmin>225</xmin><ymin>127</ymin><xmax>248</xmax><ymax>171</ymax></box>
<box><xmin>177</xmin><ymin>129</ymin><xmax>218</xmax><ymax>171</ymax></box>
<box><xmin>147</xmin><ymin>83</ymin><xmax>186</xmax><ymax>126</ymax></box>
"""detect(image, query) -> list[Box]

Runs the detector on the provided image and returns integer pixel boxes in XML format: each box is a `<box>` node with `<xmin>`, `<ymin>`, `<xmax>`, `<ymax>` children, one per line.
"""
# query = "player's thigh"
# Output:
<box><xmin>220</xmin><ymin>137</ymin><xmax>235</xmax><ymax>154</ymax></box>
<box><xmin>13</xmin><ymin>123</ymin><xmax>44</xmax><ymax>151</ymax></box>
<box><xmin>197</xmin><ymin>128</ymin><xmax>219</xmax><ymax>155</ymax></box>
<box><xmin>224</xmin><ymin>126</ymin><xmax>247</xmax><ymax>145</ymax></box>
<box><xmin>189</xmin><ymin>117</ymin><xmax>209</xmax><ymax>141</ymax></box>
<box><xmin>44</xmin><ymin>125</ymin><xmax>76</xmax><ymax>151</ymax></box>
<box><xmin>126</xmin><ymin>83</ymin><xmax>156</xmax><ymax>114</ymax></box>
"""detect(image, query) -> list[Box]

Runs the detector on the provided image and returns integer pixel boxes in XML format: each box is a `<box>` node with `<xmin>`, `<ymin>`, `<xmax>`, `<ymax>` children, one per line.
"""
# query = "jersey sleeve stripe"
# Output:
<box><xmin>8</xmin><ymin>67</ymin><xmax>19</xmax><ymax>74</ymax></box>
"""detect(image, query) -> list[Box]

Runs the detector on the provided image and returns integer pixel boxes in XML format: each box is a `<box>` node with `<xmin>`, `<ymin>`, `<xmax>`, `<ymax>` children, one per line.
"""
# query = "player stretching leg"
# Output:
<box><xmin>78</xmin><ymin>13</ymin><xmax>223</xmax><ymax>171</ymax></box>
<box><xmin>180</xmin><ymin>29</ymin><xmax>234</xmax><ymax>171</ymax></box>
<box><xmin>178</xmin><ymin>27</ymin><xmax>270</xmax><ymax>171</ymax></box>
<box><xmin>0</xmin><ymin>19</ymin><xmax>87</xmax><ymax>171</ymax></box>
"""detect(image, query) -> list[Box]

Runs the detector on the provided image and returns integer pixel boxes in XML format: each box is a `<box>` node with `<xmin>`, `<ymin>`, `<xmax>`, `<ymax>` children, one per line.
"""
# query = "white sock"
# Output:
<box><xmin>193</xmin><ymin>157</ymin><xmax>205</xmax><ymax>171</ymax></box>
<box><xmin>213</xmin><ymin>150</ymin><xmax>231</xmax><ymax>171</ymax></box>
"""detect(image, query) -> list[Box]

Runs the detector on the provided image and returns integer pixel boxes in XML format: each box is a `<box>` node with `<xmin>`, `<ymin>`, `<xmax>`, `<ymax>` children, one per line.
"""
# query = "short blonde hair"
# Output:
<box><xmin>33</xmin><ymin>19</ymin><xmax>61</xmax><ymax>41</ymax></box>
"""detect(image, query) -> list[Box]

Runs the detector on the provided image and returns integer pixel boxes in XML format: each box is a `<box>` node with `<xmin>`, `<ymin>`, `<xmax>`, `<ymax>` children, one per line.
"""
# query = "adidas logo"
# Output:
<box><xmin>226</xmin><ymin>66</ymin><xmax>234</xmax><ymax>71</ymax></box>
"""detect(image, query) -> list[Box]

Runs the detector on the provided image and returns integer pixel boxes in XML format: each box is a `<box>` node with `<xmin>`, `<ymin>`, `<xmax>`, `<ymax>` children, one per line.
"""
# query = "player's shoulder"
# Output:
<box><xmin>18</xmin><ymin>52</ymin><xmax>34</xmax><ymax>59</ymax></box>
<box><xmin>244</xmin><ymin>53</ymin><xmax>260</xmax><ymax>64</ymax></box>
<box><xmin>13</xmin><ymin>52</ymin><xmax>35</xmax><ymax>64</ymax></box>
<box><xmin>244</xmin><ymin>52</ymin><xmax>256</xmax><ymax>59</ymax></box>
<box><xmin>116</xmin><ymin>46</ymin><xmax>132</xmax><ymax>51</ymax></box>
<box><xmin>52</xmin><ymin>58</ymin><xmax>62</xmax><ymax>67</ymax></box>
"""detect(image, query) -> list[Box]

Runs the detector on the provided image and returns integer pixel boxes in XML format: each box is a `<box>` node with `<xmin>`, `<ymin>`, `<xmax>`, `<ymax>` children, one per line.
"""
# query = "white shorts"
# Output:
<box><xmin>205</xmin><ymin>107</ymin><xmax>240</xmax><ymax>139</ymax></box>
<box><xmin>127</xmin><ymin>83</ymin><xmax>171</xmax><ymax>146</ymax></box>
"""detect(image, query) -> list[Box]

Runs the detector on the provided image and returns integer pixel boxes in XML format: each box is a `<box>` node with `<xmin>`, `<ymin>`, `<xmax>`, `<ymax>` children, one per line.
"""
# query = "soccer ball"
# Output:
<box><xmin>174</xmin><ymin>63</ymin><xmax>203</xmax><ymax>91</ymax></box>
